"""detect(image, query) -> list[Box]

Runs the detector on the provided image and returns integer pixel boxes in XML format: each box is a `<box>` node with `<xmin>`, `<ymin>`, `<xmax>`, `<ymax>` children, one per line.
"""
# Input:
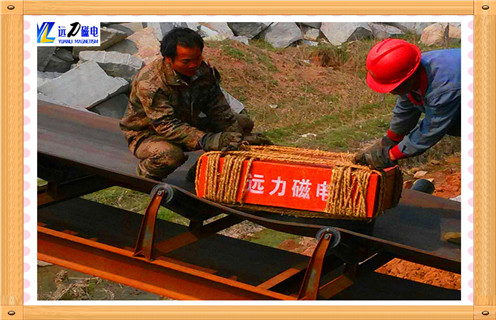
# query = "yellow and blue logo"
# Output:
<box><xmin>37</xmin><ymin>22</ymin><xmax>55</xmax><ymax>43</ymax></box>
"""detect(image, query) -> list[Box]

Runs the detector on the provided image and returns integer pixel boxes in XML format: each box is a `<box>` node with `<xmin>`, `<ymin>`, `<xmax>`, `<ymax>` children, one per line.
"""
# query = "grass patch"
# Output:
<box><xmin>221</xmin><ymin>44</ymin><xmax>253</xmax><ymax>63</ymax></box>
<box><xmin>243</xmin><ymin>228</ymin><xmax>301</xmax><ymax>248</ymax></box>
<box><xmin>81</xmin><ymin>186</ymin><xmax>189</xmax><ymax>226</ymax></box>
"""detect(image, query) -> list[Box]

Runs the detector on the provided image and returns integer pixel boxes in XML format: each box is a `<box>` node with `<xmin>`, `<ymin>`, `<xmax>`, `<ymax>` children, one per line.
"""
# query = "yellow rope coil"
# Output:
<box><xmin>197</xmin><ymin>145</ymin><xmax>387</xmax><ymax>220</ymax></box>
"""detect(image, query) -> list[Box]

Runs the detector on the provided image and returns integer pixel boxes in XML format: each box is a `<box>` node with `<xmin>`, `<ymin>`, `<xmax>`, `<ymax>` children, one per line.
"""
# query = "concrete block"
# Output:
<box><xmin>79</xmin><ymin>50</ymin><xmax>144</xmax><ymax>82</ymax></box>
<box><xmin>38</xmin><ymin>61</ymin><xmax>129</xmax><ymax>110</ymax></box>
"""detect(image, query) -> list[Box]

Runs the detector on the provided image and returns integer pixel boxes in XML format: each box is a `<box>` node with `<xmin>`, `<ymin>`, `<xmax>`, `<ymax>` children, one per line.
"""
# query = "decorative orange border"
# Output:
<box><xmin>2</xmin><ymin>1</ymin><xmax>494</xmax><ymax>319</ymax></box>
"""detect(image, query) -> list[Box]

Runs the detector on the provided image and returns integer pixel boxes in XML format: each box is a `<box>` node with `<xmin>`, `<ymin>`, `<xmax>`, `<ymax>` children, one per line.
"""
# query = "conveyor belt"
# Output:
<box><xmin>38</xmin><ymin>101</ymin><xmax>461</xmax><ymax>273</ymax></box>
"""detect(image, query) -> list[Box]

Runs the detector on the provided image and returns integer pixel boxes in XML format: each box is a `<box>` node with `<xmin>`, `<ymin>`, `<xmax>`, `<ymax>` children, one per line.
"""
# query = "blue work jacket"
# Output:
<box><xmin>389</xmin><ymin>48</ymin><xmax>461</xmax><ymax>158</ymax></box>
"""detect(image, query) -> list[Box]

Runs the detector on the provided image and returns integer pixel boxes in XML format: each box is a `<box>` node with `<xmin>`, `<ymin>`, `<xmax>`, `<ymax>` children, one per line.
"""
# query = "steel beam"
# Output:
<box><xmin>38</xmin><ymin>226</ymin><xmax>295</xmax><ymax>300</ymax></box>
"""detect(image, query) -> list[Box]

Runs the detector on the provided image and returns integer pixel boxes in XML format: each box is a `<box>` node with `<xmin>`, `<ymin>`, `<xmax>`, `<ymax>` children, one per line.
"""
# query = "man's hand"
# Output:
<box><xmin>353</xmin><ymin>142</ymin><xmax>397</xmax><ymax>169</ymax></box>
<box><xmin>378</xmin><ymin>135</ymin><xmax>399</xmax><ymax>148</ymax></box>
<box><xmin>243</xmin><ymin>133</ymin><xmax>274</xmax><ymax>146</ymax></box>
<box><xmin>200</xmin><ymin>132</ymin><xmax>243</xmax><ymax>152</ymax></box>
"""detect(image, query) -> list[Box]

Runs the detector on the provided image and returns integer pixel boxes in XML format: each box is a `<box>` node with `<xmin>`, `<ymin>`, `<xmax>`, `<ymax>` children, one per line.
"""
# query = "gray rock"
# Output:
<box><xmin>233</xmin><ymin>36</ymin><xmax>249</xmax><ymax>45</ymax></box>
<box><xmin>37</xmin><ymin>77</ymin><xmax>51</xmax><ymax>88</ymax></box>
<box><xmin>301</xmin><ymin>25</ymin><xmax>320</xmax><ymax>41</ymax></box>
<box><xmin>221</xmin><ymin>88</ymin><xmax>245</xmax><ymax>113</ymax></box>
<box><xmin>368</xmin><ymin>23</ymin><xmax>404</xmax><ymax>40</ymax></box>
<box><xmin>106</xmin><ymin>39</ymin><xmax>139</xmax><ymax>55</ymax></box>
<box><xmin>107</xmin><ymin>22</ymin><xmax>144</xmax><ymax>36</ymax></box>
<box><xmin>303</xmin><ymin>40</ymin><xmax>319</xmax><ymax>46</ymax></box>
<box><xmin>79</xmin><ymin>51</ymin><xmax>144</xmax><ymax>82</ymax></box>
<box><xmin>54</xmin><ymin>48</ymin><xmax>75</xmax><ymax>62</ymax></box>
<box><xmin>186</xmin><ymin>22</ymin><xmax>201</xmax><ymax>32</ymax></box>
<box><xmin>148</xmin><ymin>22</ymin><xmax>187</xmax><ymax>42</ymax></box>
<box><xmin>44</xmin><ymin>55</ymin><xmax>73</xmax><ymax>73</ymax></box>
<box><xmin>90</xmin><ymin>94</ymin><xmax>129</xmax><ymax>118</ymax></box>
<box><xmin>298</xmin><ymin>22</ymin><xmax>322</xmax><ymax>29</ymax></box>
<box><xmin>321</xmin><ymin>22</ymin><xmax>372</xmax><ymax>46</ymax></box>
<box><xmin>38</xmin><ymin>61</ymin><xmax>129</xmax><ymax>110</ymax></box>
<box><xmin>37</xmin><ymin>47</ymin><xmax>56</xmax><ymax>72</ymax></box>
<box><xmin>262</xmin><ymin>22</ymin><xmax>302</xmax><ymax>48</ymax></box>
<box><xmin>37</xmin><ymin>71</ymin><xmax>62</xmax><ymax>89</ymax></box>
<box><xmin>227</xmin><ymin>22</ymin><xmax>271</xmax><ymax>39</ymax></box>
<box><xmin>200</xmin><ymin>22</ymin><xmax>235</xmax><ymax>37</ymax></box>
<box><xmin>38</xmin><ymin>92</ymin><xmax>88</xmax><ymax>111</ymax></box>
<box><xmin>198</xmin><ymin>25</ymin><xmax>219</xmax><ymax>38</ymax></box>
<box><xmin>397</xmin><ymin>22</ymin><xmax>435</xmax><ymax>35</ymax></box>
<box><xmin>37</xmin><ymin>71</ymin><xmax>63</xmax><ymax>79</ymax></box>
<box><xmin>73</xmin><ymin>27</ymin><xmax>128</xmax><ymax>58</ymax></box>
<box><xmin>203</xmin><ymin>34</ymin><xmax>229</xmax><ymax>42</ymax></box>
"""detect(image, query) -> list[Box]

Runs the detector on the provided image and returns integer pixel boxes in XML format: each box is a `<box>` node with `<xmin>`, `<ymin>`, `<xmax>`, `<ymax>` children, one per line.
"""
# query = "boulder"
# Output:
<box><xmin>147</xmin><ymin>22</ymin><xmax>187</xmax><ymax>42</ymax></box>
<box><xmin>301</xmin><ymin>25</ymin><xmax>320</xmax><ymax>41</ymax></box>
<box><xmin>262</xmin><ymin>22</ymin><xmax>302</xmax><ymax>48</ymax></box>
<box><xmin>37</xmin><ymin>47</ymin><xmax>56</xmax><ymax>72</ymax></box>
<box><xmin>198</xmin><ymin>25</ymin><xmax>219</xmax><ymax>38</ymax></box>
<box><xmin>38</xmin><ymin>61</ymin><xmax>129</xmax><ymax>110</ymax></box>
<box><xmin>186</xmin><ymin>22</ymin><xmax>201</xmax><ymax>32</ymax></box>
<box><xmin>232</xmin><ymin>36</ymin><xmax>249</xmax><ymax>45</ymax></box>
<box><xmin>321</xmin><ymin>23</ymin><xmax>372</xmax><ymax>46</ymax></box>
<box><xmin>73</xmin><ymin>27</ymin><xmax>128</xmax><ymax>58</ymax></box>
<box><xmin>127</xmin><ymin>27</ymin><xmax>161</xmax><ymax>64</ymax></box>
<box><xmin>90</xmin><ymin>93</ymin><xmax>129</xmax><ymax>119</ymax></box>
<box><xmin>421</xmin><ymin>23</ymin><xmax>461</xmax><ymax>46</ymax></box>
<box><xmin>298</xmin><ymin>22</ymin><xmax>322</xmax><ymax>29</ymax></box>
<box><xmin>398</xmin><ymin>22</ymin><xmax>435</xmax><ymax>35</ymax></box>
<box><xmin>78</xmin><ymin>51</ymin><xmax>145</xmax><ymax>83</ymax></box>
<box><xmin>106</xmin><ymin>39</ymin><xmax>139</xmax><ymax>55</ymax></box>
<box><xmin>368</xmin><ymin>23</ymin><xmax>404</xmax><ymax>40</ymax></box>
<box><xmin>107</xmin><ymin>22</ymin><xmax>144</xmax><ymax>36</ymax></box>
<box><xmin>303</xmin><ymin>40</ymin><xmax>319</xmax><ymax>47</ymax></box>
<box><xmin>227</xmin><ymin>22</ymin><xmax>271</xmax><ymax>39</ymax></box>
<box><xmin>200</xmin><ymin>22</ymin><xmax>235</xmax><ymax>37</ymax></box>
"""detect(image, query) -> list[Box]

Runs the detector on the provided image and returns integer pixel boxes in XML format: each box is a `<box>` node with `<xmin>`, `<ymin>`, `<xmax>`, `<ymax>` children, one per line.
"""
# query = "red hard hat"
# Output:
<box><xmin>366</xmin><ymin>38</ymin><xmax>421</xmax><ymax>93</ymax></box>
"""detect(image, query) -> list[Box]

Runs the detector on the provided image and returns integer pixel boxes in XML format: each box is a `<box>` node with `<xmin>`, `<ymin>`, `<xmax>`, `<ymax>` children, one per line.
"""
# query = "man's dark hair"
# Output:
<box><xmin>160</xmin><ymin>27</ymin><xmax>204</xmax><ymax>60</ymax></box>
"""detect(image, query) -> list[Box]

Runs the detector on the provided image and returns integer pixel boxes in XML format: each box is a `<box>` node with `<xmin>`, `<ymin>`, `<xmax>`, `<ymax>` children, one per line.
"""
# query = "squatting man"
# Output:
<box><xmin>120</xmin><ymin>28</ymin><xmax>272</xmax><ymax>181</ymax></box>
<box><xmin>354</xmin><ymin>39</ymin><xmax>461</xmax><ymax>169</ymax></box>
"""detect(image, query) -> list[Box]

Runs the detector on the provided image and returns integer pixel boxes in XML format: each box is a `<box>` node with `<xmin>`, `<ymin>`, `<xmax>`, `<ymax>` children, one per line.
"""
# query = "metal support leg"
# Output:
<box><xmin>133</xmin><ymin>185</ymin><xmax>167</xmax><ymax>261</ymax></box>
<box><xmin>297</xmin><ymin>227</ymin><xmax>341</xmax><ymax>300</ymax></box>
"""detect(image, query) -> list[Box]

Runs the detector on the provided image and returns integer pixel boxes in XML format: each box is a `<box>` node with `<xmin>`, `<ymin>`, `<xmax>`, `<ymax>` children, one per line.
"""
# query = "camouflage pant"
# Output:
<box><xmin>133</xmin><ymin>113</ymin><xmax>254</xmax><ymax>180</ymax></box>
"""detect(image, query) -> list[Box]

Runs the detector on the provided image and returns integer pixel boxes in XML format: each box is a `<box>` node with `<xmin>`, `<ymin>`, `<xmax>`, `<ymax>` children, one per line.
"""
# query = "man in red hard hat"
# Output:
<box><xmin>354</xmin><ymin>38</ymin><xmax>461</xmax><ymax>169</ymax></box>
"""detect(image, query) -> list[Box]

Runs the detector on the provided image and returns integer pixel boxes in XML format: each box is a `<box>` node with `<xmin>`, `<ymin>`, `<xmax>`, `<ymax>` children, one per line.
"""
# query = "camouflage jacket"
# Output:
<box><xmin>120</xmin><ymin>57</ymin><xmax>241</xmax><ymax>152</ymax></box>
